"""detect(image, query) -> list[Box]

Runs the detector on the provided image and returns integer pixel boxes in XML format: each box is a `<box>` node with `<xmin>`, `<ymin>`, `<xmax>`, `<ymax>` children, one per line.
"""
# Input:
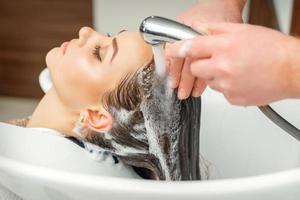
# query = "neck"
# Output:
<box><xmin>27</xmin><ymin>88</ymin><xmax>79</xmax><ymax>137</ymax></box>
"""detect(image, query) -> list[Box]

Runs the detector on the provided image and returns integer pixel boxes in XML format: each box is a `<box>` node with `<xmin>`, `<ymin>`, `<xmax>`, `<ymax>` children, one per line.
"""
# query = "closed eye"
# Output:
<box><xmin>118</xmin><ymin>30</ymin><xmax>126</xmax><ymax>34</ymax></box>
<box><xmin>93</xmin><ymin>45</ymin><xmax>102</xmax><ymax>61</ymax></box>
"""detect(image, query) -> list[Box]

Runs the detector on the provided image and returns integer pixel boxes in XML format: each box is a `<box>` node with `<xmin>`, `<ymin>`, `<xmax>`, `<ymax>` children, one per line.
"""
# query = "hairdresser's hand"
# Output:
<box><xmin>165</xmin><ymin>0</ymin><xmax>246</xmax><ymax>99</ymax></box>
<box><xmin>168</xmin><ymin>22</ymin><xmax>300</xmax><ymax>106</ymax></box>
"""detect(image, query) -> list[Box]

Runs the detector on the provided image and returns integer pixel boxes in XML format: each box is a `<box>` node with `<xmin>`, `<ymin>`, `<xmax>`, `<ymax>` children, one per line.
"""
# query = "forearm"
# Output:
<box><xmin>197</xmin><ymin>0</ymin><xmax>246</xmax><ymax>12</ymax></box>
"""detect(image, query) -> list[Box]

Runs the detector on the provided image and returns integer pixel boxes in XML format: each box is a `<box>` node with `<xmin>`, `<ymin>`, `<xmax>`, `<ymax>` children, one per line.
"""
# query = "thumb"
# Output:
<box><xmin>192</xmin><ymin>21</ymin><xmax>245</xmax><ymax>35</ymax></box>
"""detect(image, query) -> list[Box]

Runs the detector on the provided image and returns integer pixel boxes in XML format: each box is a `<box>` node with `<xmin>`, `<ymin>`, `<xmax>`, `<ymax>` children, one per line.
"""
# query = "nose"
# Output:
<box><xmin>78</xmin><ymin>27</ymin><xmax>94</xmax><ymax>46</ymax></box>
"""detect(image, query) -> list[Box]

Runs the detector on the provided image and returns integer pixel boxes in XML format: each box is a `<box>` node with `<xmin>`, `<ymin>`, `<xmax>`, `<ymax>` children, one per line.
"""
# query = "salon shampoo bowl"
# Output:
<box><xmin>0</xmin><ymin>68</ymin><xmax>300</xmax><ymax>200</ymax></box>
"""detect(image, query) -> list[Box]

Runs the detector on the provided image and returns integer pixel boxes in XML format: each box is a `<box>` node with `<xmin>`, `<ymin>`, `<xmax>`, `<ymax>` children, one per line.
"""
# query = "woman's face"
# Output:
<box><xmin>46</xmin><ymin>27</ymin><xmax>153</xmax><ymax>110</ymax></box>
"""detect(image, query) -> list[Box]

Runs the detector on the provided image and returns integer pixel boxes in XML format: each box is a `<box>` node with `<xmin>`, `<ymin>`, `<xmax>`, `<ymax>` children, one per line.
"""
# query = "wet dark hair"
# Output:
<box><xmin>86</xmin><ymin>61</ymin><xmax>161</xmax><ymax>178</ymax></box>
<box><xmin>83</xmin><ymin>60</ymin><xmax>202</xmax><ymax>180</ymax></box>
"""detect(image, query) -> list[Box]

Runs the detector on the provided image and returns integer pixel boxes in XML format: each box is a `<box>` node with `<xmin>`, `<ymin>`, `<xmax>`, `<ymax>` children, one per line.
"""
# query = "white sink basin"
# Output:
<box><xmin>0</xmin><ymin>69</ymin><xmax>300</xmax><ymax>200</ymax></box>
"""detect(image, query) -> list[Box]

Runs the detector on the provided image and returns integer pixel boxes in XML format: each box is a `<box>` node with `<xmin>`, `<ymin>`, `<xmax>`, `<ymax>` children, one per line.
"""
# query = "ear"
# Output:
<box><xmin>82</xmin><ymin>107</ymin><xmax>113</xmax><ymax>132</ymax></box>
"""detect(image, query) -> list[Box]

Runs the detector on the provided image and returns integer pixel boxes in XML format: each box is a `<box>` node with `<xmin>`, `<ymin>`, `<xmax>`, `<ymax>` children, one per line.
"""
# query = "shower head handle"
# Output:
<box><xmin>140</xmin><ymin>16</ymin><xmax>204</xmax><ymax>45</ymax></box>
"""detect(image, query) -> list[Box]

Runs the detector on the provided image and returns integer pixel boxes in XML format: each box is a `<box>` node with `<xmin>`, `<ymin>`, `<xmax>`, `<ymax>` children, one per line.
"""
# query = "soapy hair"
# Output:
<box><xmin>81</xmin><ymin>60</ymin><xmax>162</xmax><ymax>179</ymax></box>
<box><xmin>75</xmin><ymin>59</ymin><xmax>203</xmax><ymax>180</ymax></box>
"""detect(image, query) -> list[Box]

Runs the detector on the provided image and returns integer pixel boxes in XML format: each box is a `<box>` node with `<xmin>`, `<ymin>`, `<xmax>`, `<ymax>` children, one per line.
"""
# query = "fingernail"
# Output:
<box><xmin>165</xmin><ymin>59</ymin><xmax>170</xmax><ymax>69</ymax></box>
<box><xmin>192</xmin><ymin>89</ymin><xmax>202</xmax><ymax>97</ymax></box>
<box><xmin>178</xmin><ymin>88</ymin><xmax>187</xmax><ymax>99</ymax></box>
<box><xmin>170</xmin><ymin>78</ymin><xmax>177</xmax><ymax>88</ymax></box>
<box><xmin>167</xmin><ymin>76</ymin><xmax>177</xmax><ymax>88</ymax></box>
<box><xmin>178</xmin><ymin>40</ymin><xmax>192</xmax><ymax>57</ymax></box>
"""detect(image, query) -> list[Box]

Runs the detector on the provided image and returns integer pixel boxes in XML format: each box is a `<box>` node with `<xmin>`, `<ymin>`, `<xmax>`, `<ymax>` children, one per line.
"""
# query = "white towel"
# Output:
<box><xmin>0</xmin><ymin>184</ymin><xmax>22</xmax><ymax>200</ymax></box>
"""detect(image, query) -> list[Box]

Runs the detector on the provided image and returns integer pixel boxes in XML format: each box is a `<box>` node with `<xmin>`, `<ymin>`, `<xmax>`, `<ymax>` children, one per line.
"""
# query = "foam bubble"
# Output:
<box><xmin>111</xmin><ymin>108</ymin><xmax>133</xmax><ymax>124</ymax></box>
<box><xmin>140</xmin><ymin>74</ymin><xmax>182</xmax><ymax>180</ymax></box>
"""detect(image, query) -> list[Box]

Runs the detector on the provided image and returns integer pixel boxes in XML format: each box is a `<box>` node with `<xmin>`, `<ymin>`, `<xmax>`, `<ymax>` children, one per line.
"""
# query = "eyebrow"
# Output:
<box><xmin>110</xmin><ymin>38</ymin><xmax>118</xmax><ymax>62</ymax></box>
<box><xmin>109</xmin><ymin>30</ymin><xmax>126</xmax><ymax>63</ymax></box>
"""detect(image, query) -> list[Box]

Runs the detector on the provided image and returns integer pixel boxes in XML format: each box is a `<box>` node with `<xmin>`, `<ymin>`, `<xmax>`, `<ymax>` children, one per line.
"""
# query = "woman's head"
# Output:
<box><xmin>46</xmin><ymin>26</ymin><xmax>202</xmax><ymax>180</ymax></box>
<box><xmin>46</xmin><ymin>27</ymin><xmax>153</xmax><ymax>132</ymax></box>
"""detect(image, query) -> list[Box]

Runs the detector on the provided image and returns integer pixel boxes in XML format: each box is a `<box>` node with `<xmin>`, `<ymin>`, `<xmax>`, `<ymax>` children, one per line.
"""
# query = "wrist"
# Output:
<box><xmin>197</xmin><ymin>0</ymin><xmax>246</xmax><ymax>11</ymax></box>
<box><xmin>286</xmin><ymin>37</ymin><xmax>300</xmax><ymax>98</ymax></box>
<box><xmin>197</xmin><ymin>0</ymin><xmax>245</xmax><ymax>22</ymax></box>
<box><xmin>234</xmin><ymin>0</ymin><xmax>247</xmax><ymax>12</ymax></box>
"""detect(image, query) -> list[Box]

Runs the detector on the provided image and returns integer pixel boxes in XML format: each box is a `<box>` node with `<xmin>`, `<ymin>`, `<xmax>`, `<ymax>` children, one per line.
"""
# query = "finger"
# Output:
<box><xmin>169</xmin><ymin>58</ymin><xmax>185</xmax><ymax>88</ymax></box>
<box><xmin>206</xmin><ymin>79</ymin><xmax>223</xmax><ymax>92</ymax></box>
<box><xmin>191</xmin><ymin>79</ymin><xmax>207</xmax><ymax>97</ymax></box>
<box><xmin>208</xmin><ymin>83</ymin><xmax>221</xmax><ymax>92</ymax></box>
<box><xmin>176</xmin><ymin>15</ymin><xmax>185</xmax><ymax>24</ymax></box>
<box><xmin>167</xmin><ymin>36</ymin><xmax>220</xmax><ymax>59</ymax></box>
<box><xmin>190</xmin><ymin>59</ymin><xmax>215</xmax><ymax>81</ymax></box>
<box><xmin>176</xmin><ymin>13</ymin><xmax>193</xmax><ymax>26</ymax></box>
<box><xmin>165</xmin><ymin>44</ymin><xmax>185</xmax><ymax>88</ymax></box>
<box><xmin>192</xmin><ymin>21</ymin><xmax>246</xmax><ymax>35</ymax></box>
<box><xmin>177</xmin><ymin>58</ymin><xmax>195</xmax><ymax>100</ymax></box>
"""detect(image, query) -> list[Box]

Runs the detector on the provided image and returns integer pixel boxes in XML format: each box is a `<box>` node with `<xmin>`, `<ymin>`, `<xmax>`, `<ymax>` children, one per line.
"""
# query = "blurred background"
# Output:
<box><xmin>0</xmin><ymin>0</ymin><xmax>299</xmax><ymax>121</ymax></box>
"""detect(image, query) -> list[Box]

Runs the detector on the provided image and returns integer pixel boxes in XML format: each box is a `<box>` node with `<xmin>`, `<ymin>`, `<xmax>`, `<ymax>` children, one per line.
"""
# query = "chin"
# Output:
<box><xmin>46</xmin><ymin>47</ymin><xmax>60</xmax><ymax>70</ymax></box>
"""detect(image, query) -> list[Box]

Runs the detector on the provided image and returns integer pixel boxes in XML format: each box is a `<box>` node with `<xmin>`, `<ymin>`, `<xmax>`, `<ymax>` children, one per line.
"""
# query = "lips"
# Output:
<box><xmin>61</xmin><ymin>41</ymin><xmax>69</xmax><ymax>55</ymax></box>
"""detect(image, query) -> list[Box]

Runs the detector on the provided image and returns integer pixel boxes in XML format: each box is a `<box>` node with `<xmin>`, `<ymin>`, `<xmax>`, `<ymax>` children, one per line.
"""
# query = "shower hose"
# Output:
<box><xmin>259</xmin><ymin>105</ymin><xmax>300</xmax><ymax>141</ymax></box>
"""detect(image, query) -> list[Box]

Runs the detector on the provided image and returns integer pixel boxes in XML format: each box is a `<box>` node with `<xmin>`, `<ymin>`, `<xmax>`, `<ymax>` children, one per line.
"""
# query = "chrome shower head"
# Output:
<box><xmin>140</xmin><ymin>16</ymin><xmax>204</xmax><ymax>45</ymax></box>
